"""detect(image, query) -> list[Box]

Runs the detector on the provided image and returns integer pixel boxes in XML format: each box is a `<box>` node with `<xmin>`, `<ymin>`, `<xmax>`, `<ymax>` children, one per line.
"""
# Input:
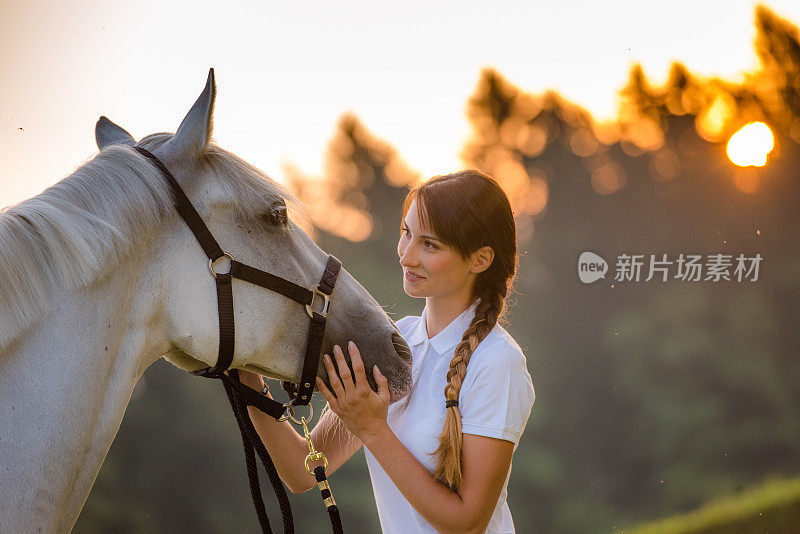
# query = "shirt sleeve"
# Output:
<box><xmin>457</xmin><ymin>334</ymin><xmax>536</xmax><ymax>446</ymax></box>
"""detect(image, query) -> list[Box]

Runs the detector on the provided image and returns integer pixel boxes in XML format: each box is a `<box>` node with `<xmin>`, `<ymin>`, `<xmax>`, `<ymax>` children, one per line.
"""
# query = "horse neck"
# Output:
<box><xmin>0</xmin><ymin>237</ymin><xmax>171</xmax><ymax>532</ymax></box>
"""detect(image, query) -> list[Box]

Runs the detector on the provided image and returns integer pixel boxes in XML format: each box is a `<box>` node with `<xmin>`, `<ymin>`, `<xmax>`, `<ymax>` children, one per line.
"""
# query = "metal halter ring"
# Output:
<box><xmin>305</xmin><ymin>284</ymin><xmax>331</xmax><ymax>318</ymax></box>
<box><xmin>277</xmin><ymin>402</ymin><xmax>314</xmax><ymax>425</ymax></box>
<box><xmin>209</xmin><ymin>252</ymin><xmax>235</xmax><ymax>278</ymax></box>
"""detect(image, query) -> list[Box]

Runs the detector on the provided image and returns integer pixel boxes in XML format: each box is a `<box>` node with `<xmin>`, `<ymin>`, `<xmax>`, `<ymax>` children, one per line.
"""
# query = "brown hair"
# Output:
<box><xmin>401</xmin><ymin>169</ymin><xmax>518</xmax><ymax>493</ymax></box>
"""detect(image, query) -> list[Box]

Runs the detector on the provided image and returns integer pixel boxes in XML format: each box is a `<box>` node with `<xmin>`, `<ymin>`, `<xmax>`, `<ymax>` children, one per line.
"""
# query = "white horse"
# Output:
<box><xmin>0</xmin><ymin>69</ymin><xmax>412</xmax><ymax>533</ymax></box>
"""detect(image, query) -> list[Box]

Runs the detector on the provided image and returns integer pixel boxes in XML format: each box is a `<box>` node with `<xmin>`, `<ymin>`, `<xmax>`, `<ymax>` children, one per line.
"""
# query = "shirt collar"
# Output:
<box><xmin>406</xmin><ymin>299</ymin><xmax>481</xmax><ymax>356</ymax></box>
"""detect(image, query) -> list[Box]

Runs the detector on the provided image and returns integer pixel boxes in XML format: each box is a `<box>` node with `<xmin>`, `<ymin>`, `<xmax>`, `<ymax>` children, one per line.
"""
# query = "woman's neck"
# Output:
<box><xmin>424</xmin><ymin>291</ymin><xmax>476</xmax><ymax>339</ymax></box>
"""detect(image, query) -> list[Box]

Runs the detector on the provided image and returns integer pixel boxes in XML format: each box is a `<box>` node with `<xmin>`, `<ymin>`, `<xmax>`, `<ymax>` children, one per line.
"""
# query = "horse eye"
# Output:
<box><xmin>263</xmin><ymin>202</ymin><xmax>288</xmax><ymax>226</ymax></box>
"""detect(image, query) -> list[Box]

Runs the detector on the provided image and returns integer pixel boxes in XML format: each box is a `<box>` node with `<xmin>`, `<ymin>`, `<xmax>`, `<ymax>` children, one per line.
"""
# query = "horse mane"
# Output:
<box><xmin>0</xmin><ymin>132</ymin><xmax>300</xmax><ymax>348</ymax></box>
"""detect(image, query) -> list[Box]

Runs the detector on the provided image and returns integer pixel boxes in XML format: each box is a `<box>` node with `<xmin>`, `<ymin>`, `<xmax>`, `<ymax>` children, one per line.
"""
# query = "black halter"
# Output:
<box><xmin>134</xmin><ymin>146</ymin><xmax>344</xmax><ymax>533</ymax></box>
<box><xmin>134</xmin><ymin>146</ymin><xmax>339</xmax><ymax>411</ymax></box>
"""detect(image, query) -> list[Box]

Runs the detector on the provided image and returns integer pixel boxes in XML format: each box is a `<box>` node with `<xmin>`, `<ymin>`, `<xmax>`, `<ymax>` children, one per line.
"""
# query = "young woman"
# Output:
<box><xmin>237</xmin><ymin>170</ymin><xmax>535</xmax><ymax>533</ymax></box>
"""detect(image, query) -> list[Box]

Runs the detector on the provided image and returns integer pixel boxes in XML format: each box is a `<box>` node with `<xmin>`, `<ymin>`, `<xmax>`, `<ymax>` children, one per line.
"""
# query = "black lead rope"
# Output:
<box><xmin>314</xmin><ymin>465</ymin><xmax>343</xmax><ymax>532</ymax></box>
<box><xmin>225</xmin><ymin>370</ymin><xmax>294</xmax><ymax>534</ymax></box>
<box><xmin>133</xmin><ymin>146</ymin><xmax>343</xmax><ymax>534</ymax></box>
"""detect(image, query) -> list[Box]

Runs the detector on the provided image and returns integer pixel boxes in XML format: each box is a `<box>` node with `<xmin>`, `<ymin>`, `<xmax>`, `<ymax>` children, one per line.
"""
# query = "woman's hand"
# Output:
<box><xmin>316</xmin><ymin>341</ymin><xmax>391</xmax><ymax>442</ymax></box>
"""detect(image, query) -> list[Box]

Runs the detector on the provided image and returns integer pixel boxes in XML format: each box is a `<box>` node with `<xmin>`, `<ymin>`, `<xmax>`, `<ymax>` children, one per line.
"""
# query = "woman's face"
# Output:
<box><xmin>397</xmin><ymin>199</ymin><xmax>475</xmax><ymax>299</ymax></box>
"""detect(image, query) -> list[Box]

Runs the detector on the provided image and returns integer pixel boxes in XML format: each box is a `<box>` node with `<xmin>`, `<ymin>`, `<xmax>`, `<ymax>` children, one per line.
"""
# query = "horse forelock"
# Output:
<box><xmin>139</xmin><ymin>133</ymin><xmax>311</xmax><ymax>227</ymax></box>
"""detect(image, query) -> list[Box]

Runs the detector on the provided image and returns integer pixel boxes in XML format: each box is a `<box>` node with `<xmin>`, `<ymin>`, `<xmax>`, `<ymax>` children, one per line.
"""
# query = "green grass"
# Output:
<box><xmin>622</xmin><ymin>475</ymin><xmax>800</xmax><ymax>534</ymax></box>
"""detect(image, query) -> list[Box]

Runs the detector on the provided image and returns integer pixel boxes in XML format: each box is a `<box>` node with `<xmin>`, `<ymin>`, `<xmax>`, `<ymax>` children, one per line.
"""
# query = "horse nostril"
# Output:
<box><xmin>391</xmin><ymin>331</ymin><xmax>412</xmax><ymax>364</ymax></box>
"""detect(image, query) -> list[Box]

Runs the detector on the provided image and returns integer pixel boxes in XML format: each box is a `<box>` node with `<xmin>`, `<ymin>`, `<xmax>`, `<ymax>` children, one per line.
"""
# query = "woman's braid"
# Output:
<box><xmin>431</xmin><ymin>282</ymin><xmax>507</xmax><ymax>492</ymax></box>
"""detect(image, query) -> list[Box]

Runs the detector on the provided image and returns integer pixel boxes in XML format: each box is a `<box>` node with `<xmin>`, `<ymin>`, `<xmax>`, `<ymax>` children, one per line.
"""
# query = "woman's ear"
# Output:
<box><xmin>470</xmin><ymin>246</ymin><xmax>495</xmax><ymax>274</ymax></box>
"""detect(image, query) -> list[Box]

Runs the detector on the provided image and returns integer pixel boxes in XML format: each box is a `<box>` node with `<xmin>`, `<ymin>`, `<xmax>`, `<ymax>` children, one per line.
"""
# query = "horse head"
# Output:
<box><xmin>95</xmin><ymin>69</ymin><xmax>412</xmax><ymax>402</ymax></box>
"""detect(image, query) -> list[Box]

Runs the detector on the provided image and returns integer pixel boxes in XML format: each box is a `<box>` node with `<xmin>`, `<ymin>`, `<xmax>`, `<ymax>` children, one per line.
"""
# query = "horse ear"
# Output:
<box><xmin>156</xmin><ymin>68</ymin><xmax>216</xmax><ymax>165</ymax></box>
<box><xmin>95</xmin><ymin>116</ymin><xmax>135</xmax><ymax>149</ymax></box>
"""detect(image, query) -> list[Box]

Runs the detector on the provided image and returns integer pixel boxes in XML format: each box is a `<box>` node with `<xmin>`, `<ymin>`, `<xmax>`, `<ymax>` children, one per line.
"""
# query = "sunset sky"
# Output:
<box><xmin>2</xmin><ymin>1</ymin><xmax>799</xmax><ymax>206</ymax></box>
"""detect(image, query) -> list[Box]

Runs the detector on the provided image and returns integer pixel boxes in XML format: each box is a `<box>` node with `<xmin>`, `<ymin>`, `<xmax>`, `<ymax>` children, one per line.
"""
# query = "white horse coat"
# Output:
<box><xmin>0</xmin><ymin>69</ymin><xmax>411</xmax><ymax>533</ymax></box>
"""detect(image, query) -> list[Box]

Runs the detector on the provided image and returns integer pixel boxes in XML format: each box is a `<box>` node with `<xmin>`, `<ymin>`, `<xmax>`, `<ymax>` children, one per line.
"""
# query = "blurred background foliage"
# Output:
<box><xmin>76</xmin><ymin>5</ymin><xmax>799</xmax><ymax>533</ymax></box>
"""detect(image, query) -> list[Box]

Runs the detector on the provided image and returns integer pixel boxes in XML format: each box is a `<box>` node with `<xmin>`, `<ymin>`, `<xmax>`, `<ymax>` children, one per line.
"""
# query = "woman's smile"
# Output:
<box><xmin>404</xmin><ymin>270</ymin><xmax>425</xmax><ymax>283</ymax></box>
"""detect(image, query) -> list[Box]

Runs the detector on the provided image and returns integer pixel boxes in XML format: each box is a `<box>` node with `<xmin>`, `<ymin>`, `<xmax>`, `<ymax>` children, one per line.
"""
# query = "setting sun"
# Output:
<box><xmin>726</xmin><ymin>122</ymin><xmax>775</xmax><ymax>167</ymax></box>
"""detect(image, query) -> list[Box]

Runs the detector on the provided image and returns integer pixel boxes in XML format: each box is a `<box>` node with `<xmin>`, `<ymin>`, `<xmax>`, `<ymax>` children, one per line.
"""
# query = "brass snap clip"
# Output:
<box><xmin>300</xmin><ymin>416</ymin><xmax>329</xmax><ymax>475</ymax></box>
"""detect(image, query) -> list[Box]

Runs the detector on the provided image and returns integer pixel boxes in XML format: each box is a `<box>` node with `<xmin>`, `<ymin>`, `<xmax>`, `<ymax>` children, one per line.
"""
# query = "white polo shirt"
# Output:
<box><xmin>364</xmin><ymin>299</ymin><xmax>536</xmax><ymax>533</ymax></box>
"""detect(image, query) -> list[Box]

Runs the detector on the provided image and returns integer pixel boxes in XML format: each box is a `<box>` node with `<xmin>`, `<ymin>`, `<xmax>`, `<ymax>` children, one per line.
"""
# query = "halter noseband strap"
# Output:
<box><xmin>133</xmin><ymin>146</ymin><xmax>340</xmax><ymax>415</ymax></box>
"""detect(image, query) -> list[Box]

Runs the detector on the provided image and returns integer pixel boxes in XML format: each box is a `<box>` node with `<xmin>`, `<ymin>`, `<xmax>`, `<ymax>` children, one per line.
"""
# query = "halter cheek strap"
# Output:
<box><xmin>133</xmin><ymin>146</ymin><xmax>341</xmax><ymax>414</ymax></box>
<box><xmin>133</xmin><ymin>145</ymin><xmax>346</xmax><ymax>534</ymax></box>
